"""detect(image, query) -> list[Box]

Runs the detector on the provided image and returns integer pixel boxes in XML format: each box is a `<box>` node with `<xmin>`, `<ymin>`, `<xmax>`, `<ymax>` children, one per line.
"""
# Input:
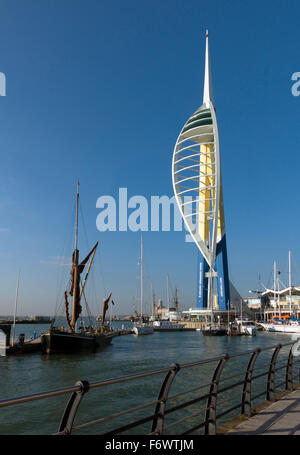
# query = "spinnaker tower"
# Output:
<box><xmin>172</xmin><ymin>31</ymin><xmax>230</xmax><ymax>317</ymax></box>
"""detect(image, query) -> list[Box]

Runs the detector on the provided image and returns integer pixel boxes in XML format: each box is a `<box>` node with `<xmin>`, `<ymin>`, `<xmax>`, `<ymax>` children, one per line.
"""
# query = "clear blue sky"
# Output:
<box><xmin>0</xmin><ymin>0</ymin><xmax>300</xmax><ymax>316</ymax></box>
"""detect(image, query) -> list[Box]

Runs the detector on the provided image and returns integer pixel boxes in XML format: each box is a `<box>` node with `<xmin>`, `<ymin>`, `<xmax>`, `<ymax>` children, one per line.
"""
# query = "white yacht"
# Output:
<box><xmin>236</xmin><ymin>319</ymin><xmax>257</xmax><ymax>336</ymax></box>
<box><xmin>152</xmin><ymin>320</ymin><xmax>184</xmax><ymax>331</ymax></box>
<box><xmin>132</xmin><ymin>237</ymin><xmax>153</xmax><ymax>336</ymax></box>
<box><xmin>260</xmin><ymin>321</ymin><xmax>300</xmax><ymax>334</ymax></box>
<box><xmin>132</xmin><ymin>323</ymin><xmax>153</xmax><ymax>336</ymax></box>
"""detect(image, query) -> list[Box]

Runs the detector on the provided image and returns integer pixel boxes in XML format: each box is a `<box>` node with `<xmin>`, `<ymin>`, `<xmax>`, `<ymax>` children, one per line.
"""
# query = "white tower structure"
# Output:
<box><xmin>172</xmin><ymin>31</ymin><xmax>229</xmax><ymax>314</ymax></box>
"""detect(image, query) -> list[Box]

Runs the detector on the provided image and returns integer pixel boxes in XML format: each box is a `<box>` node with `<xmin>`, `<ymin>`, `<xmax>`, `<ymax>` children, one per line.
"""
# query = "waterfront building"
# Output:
<box><xmin>244</xmin><ymin>287</ymin><xmax>300</xmax><ymax>320</ymax></box>
<box><xmin>153</xmin><ymin>299</ymin><xmax>182</xmax><ymax>321</ymax></box>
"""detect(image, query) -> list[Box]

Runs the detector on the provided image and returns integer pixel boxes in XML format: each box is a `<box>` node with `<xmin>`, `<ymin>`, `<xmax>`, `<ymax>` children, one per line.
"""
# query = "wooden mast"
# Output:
<box><xmin>70</xmin><ymin>182</ymin><xmax>80</xmax><ymax>331</ymax></box>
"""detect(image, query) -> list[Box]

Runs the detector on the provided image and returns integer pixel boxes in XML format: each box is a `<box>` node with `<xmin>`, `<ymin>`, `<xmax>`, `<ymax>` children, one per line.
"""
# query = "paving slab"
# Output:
<box><xmin>228</xmin><ymin>388</ymin><xmax>300</xmax><ymax>435</ymax></box>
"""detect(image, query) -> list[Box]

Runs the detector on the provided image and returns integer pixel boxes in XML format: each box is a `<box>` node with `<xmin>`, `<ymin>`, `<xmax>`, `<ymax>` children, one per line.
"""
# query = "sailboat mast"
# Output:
<box><xmin>74</xmin><ymin>182</ymin><xmax>79</xmax><ymax>250</ymax></box>
<box><xmin>175</xmin><ymin>287</ymin><xmax>178</xmax><ymax>312</ymax></box>
<box><xmin>71</xmin><ymin>182</ymin><xmax>80</xmax><ymax>331</ymax></box>
<box><xmin>273</xmin><ymin>261</ymin><xmax>276</xmax><ymax>318</ymax></box>
<box><xmin>166</xmin><ymin>275</ymin><xmax>170</xmax><ymax>312</ymax></box>
<box><xmin>12</xmin><ymin>269</ymin><xmax>20</xmax><ymax>346</ymax></box>
<box><xmin>289</xmin><ymin>250</ymin><xmax>292</xmax><ymax>315</ymax></box>
<box><xmin>140</xmin><ymin>236</ymin><xmax>143</xmax><ymax>321</ymax></box>
<box><xmin>277</xmin><ymin>270</ymin><xmax>281</xmax><ymax>319</ymax></box>
<box><xmin>151</xmin><ymin>282</ymin><xmax>155</xmax><ymax>318</ymax></box>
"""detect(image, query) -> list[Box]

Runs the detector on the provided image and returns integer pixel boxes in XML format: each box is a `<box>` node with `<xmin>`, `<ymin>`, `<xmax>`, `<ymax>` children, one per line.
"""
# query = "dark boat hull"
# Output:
<box><xmin>41</xmin><ymin>331</ymin><xmax>111</xmax><ymax>354</ymax></box>
<box><xmin>153</xmin><ymin>328</ymin><xmax>196</xmax><ymax>332</ymax></box>
<box><xmin>202</xmin><ymin>329</ymin><xmax>227</xmax><ymax>336</ymax></box>
<box><xmin>7</xmin><ymin>337</ymin><xmax>42</xmax><ymax>354</ymax></box>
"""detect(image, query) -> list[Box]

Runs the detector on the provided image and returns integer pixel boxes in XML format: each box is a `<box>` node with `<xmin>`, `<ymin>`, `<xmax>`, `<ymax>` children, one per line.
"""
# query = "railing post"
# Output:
<box><xmin>205</xmin><ymin>354</ymin><xmax>229</xmax><ymax>435</ymax></box>
<box><xmin>242</xmin><ymin>348</ymin><xmax>261</xmax><ymax>417</ymax></box>
<box><xmin>285</xmin><ymin>346</ymin><xmax>293</xmax><ymax>391</ymax></box>
<box><xmin>267</xmin><ymin>344</ymin><xmax>282</xmax><ymax>401</ymax></box>
<box><xmin>151</xmin><ymin>363</ymin><xmax>180</xmax><ymax>435</ymax></box>
<box><xmin>58</xmin><ymin>380</ymin><xmax>90</xmax><ymax>435</ymax></box>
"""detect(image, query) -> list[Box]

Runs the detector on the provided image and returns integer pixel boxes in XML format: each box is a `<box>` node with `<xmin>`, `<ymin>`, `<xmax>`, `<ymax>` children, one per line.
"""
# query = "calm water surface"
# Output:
<box><xmin>0</xmin><ymin>323</ymin><xmax>297</xmax><ymax>434</ymax></box>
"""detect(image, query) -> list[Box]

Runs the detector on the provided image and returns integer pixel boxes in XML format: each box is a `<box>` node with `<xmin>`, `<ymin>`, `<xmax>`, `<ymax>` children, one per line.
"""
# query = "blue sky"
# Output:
<box><xmin>0</xmin><ymin>0</ymin><xmax>300</xmax><ymax>316</ymax></box>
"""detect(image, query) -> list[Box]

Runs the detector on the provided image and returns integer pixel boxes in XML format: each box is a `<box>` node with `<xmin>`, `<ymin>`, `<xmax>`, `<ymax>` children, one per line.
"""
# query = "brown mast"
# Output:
<box><xmin>70</xmin><ymin>182</ymin><xmax>80</xmax><ymax>331</ymax></box>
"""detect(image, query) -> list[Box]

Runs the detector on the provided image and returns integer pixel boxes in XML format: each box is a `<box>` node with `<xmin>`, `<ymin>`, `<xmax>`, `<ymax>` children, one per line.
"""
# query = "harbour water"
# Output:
<box><xmin>0</xmin><ymin>323</ymin><xmax>297</xmax><ymax>434</ymax></box>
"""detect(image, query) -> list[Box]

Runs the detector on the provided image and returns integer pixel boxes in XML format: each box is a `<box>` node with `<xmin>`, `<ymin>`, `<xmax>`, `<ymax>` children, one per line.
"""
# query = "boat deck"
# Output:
<box><xmin>6</xmin><ymin>336</ymin><xmax>42</xmax><ymax>354</ymax></box>
<box><xmin>226</xmin><ymin>387</ymin><xmax>300</xmax><ymax>435</ymax></box>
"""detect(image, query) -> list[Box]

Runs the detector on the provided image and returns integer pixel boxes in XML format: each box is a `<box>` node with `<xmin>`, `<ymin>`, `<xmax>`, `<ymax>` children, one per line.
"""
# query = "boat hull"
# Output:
<box><xmin>7</xmin><ymin>337</ymin><xmax>42</xmax><ymax>354</ymax></box>
<box><xmin>243</xmin><ymin>327</ymin><xmax>257</xmax><ymax>336</ymax></box>
<box><xmin>41</xmin><ymin>331</ymin><xmax>111</xmax><ymax>354</ymax></box>
<box><xmin>153</xmin><ymin>328</ymin><xmax>195</xmax><ymax>332</ymax></box>
<box><xmin>132</xmin><ymin>326</ymin><xmax>153</xmax><ymax>336</ymax></box>
<box><xmin>266</xmin><ymin>324</ymin><xmax>300</xmax><ymax>334</ymax></box>
<box><xmin>202</xmin><ymin>329</ymin><xmax>227</xmax><ymax>336</ymax></box>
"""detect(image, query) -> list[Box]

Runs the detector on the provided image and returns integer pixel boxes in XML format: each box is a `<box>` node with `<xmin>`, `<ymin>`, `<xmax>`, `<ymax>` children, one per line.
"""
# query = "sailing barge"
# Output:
<box><xmin>41</xmin><ymin>183</ymin><xmax>112</xmax><ymax>354</ymax></box>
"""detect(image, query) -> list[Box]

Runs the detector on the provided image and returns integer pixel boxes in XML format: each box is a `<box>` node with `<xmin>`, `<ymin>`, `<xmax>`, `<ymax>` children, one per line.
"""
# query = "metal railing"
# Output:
<box><xmin>0</xmin><ymin>341</ymin><xmax>299</xmax><ymax>435</ymax></box>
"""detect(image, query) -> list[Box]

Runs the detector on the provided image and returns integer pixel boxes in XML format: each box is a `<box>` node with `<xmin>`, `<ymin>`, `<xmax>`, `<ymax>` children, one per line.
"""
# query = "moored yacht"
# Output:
<box><xmin>132</xmin><ymin>237</ymin><xmax>153</xmax><ymax>336</ymax></box>
<box><xmin>260</xmin><ymin>320</ymin><xmax>300</xmax><ymax>333</ymax></box>
<box><xmin>152</xmin><ymin>320</ymin><xmax>184</xmax><ymax>331</ymax></box>
<box><xmin>235</xmin><ymin>318</ymin><xmax>257</xmax><ymax>336</ymax></box>
<box><xmin>132</xmin><ymin>322</ymin><xmax>153</xmax><ymax>336</ymax></box>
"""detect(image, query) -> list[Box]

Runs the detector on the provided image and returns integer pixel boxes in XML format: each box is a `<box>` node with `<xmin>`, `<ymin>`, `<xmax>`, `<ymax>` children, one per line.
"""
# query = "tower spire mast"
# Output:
<box><xmin>203</xmin><ymin>30</ymin><xmax>214</xmax><ymax>108</ymax></box>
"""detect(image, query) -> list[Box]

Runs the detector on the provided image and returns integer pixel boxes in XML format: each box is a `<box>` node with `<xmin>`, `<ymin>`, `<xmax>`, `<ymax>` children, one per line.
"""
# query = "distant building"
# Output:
<box><xmin>153</xmin><ymin>299</ymin><xmax>182</xmax><ymax>321</ymax></box>
<box><xmin>31</xmin><ymin>315</ymin><xmax>51</xmax><ymax>322</ymax></box>
<box><xmin>261</xmin><ymin>286</ymin><xmax>300</xmax><ymax>317</ymax></box>
<box><xmin>243</xmin><ymin>296</ymin><xmax>263</xmax><ymax>310</ymax></box>
<box><xmin>243</xmin><ymin>286</ymin><xmax>300</xmax><ymax>320</ymax></box>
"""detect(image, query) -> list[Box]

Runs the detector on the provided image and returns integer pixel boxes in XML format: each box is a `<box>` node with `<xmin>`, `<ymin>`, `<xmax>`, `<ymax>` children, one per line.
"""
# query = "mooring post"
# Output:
<box><xmin>267</xmin><ymin>344</ymin><xmax>282</xmax><ymax>402</ymax></box>
<box><xmin>241</xmin><ymin>348</ymin><xmax>261</xmax><ymax>417</ymax></box>
<box><xmin>151</xmin><ymin>363</ymin><xmax>180</xmax><ymax>435</ymax></box>
<box><xmin>58</xmin><ymin>380</ymin><xmax>90</xmax><ymax>435</ymax></box>
<box><xmin>205</xmin><ymin>354</ymin><xmax>229</xmax><ymax>435</ymax></box>
<box><xmin>285</xmin><ymin>346</ymin><xmax>293</xmax><ymax>391</ymax></box>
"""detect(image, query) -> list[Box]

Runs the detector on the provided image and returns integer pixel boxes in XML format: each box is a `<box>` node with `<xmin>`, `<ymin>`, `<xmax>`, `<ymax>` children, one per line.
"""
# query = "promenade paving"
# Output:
<box><xmin>228</xmin><ymin>388</ymin><xmax>300</xmax><ymax>435</ymax></box>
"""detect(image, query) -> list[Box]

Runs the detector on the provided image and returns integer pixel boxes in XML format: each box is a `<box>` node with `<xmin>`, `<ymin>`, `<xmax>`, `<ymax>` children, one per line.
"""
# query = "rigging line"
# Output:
<box><xmin>291</xmin><ymin>254</ymin><xmax>300</xmax><ymax>286</ymax></box>
<box><xmin>79</xmin><ymin>199</ymin><xmax>100</xmax><ymax>314</ymax></box>
<box><xmin>53</xmin><ymin>295</ymin><xmax>65</xmax><ymax>324</ymax></box>
<box><xmin>77</xmin><ymin>198</ymin><xmax>105</xmax><ymax>309</ymax></box>
<box><xmin>278</xmin><ymin>258</ymin><xmax>288</xmax><ymax>289</ymax></box>
<box><xmin>81</xmin><ymin>287</ymin><xmax>93</xmax><ymax>326</ymax></box>
<box><xmin>54</xmin><ymin>278</ymin><xmax>72</xmax><ymax>321</ymax></box>
<box><xmin>79</xmin><ymin>275</ymin><xmax>92</xmax><ymax>320</ymax></box>
<box><xmin>279</xmin><ymin>278</ymin><xmax>287</xmax><ymax>289</ymax></box>
<box><xmin>96</xmin><ymin>247</ymin><xmax>107</xmax><ymax>297</ymax></box>
<box><xmin>54</xmin><ymin>200</ymin><xmax>76</xmax><ymax>317</ymax></box>
<box><xmin>285</xmin><ymin>254</ymin><xmax>289</xmax><ymax>287</ymax></box>
<box><xmin>265</xmin><ymin>267</ymin><xmax>273</xmax><ymax>290</ymax></box>
<box><xmin>168</xmin><ymin>276</ymin><xmax>175</xmax><ymax>301</ymax></box>
<box><xmin>79</xmin><ymin>199</ymin><xmax>90</xmax><ymax>251</ymax></box>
